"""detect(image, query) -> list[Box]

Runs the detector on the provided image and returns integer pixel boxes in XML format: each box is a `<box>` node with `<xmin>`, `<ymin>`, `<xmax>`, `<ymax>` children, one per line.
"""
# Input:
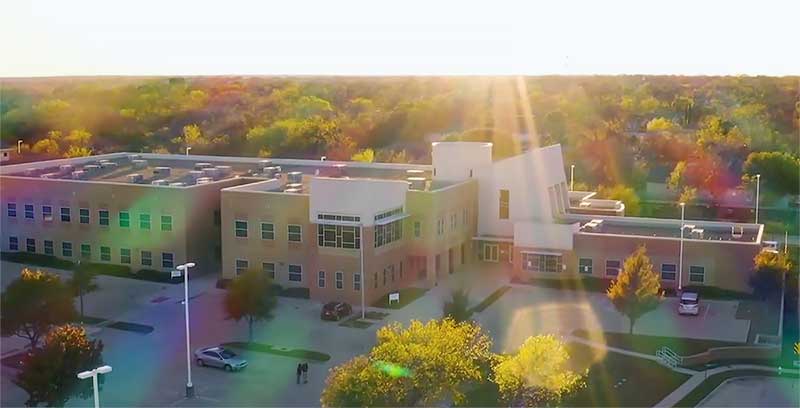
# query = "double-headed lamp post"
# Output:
<box><xmin>678</xmin><ymin>202</ymin><xmax>686</xmax><ymax>292</ymax></box>
<box><xmin>754</xmin><ymin>174</ymin><xmax>761</xmax><ymax>224</ymax></box>
<box><xmin>176</xmin><ymin>262</ymin><xmax>196</xmax><ymax>398</ymax></box>
<box><xmin>77</xmin><ymin>365</ymin><xmax>112</xmax><ymax>408</ymax></box>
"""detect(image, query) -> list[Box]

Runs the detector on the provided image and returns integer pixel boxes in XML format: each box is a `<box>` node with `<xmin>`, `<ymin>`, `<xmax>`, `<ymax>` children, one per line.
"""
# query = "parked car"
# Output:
<box><xmin>194</xmin><ymin>346</ymin><xmax>247</xmax><ymax>371</ymax></box>
<box><xmin>678</xmin><ymin>291</ymin><xmax>700</xmax><ymax>316</ymax></box>
<box><xmin>321</xmin><ymin>301</ymin><xmax>353</xmax><ymax>321</ymax></box>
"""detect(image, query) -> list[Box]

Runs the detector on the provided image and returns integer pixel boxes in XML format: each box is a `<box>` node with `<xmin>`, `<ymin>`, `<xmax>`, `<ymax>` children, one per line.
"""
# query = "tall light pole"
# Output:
<box><xmin>754</xmin><ymin>174</ymin><xmax>761</xmax><ymax>224</ymax></box>
<box><xmin>678</xmin><ymin>202</ymin><xmax>686</xmax><ymax>292</ymax></box>
<box><xmin>176</xmin><ymin>262</ymin><xmax>196</xmax><ymax>398</ymax></box>
<box><xmin>185</xmin><ymin>146</ymin><xmax>191</xmax><ymax>156</ymax></box>
<box><xmin>77</xmin><ymin>365</ymin><xmax>112</xmax><ymax>408</ymax></box>
<box><xmin>360</xmin><ymin>224</ymin><xmax>366</xmax><ymax>319</ymax></box>
<box><xmin>17</xmin><ymin>140</ymin><xmax>23</xmax><ymax>154</ymax></box>
<box><xmin>570</xmin><ymin>164</ymin><xmax>575</xmax><ymax>191</ymax></box>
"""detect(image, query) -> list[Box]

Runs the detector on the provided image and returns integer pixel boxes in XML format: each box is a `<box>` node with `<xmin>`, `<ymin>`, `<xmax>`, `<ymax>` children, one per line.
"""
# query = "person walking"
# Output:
<box><xmin>302</xmin><ymin>362</ymin><xmax>308</xmax><ymax>384</ymax></box>
<box><xmin>296</xmin><ymin>363</ymin><xmax>302</xmax><ymax>384</ymax></box>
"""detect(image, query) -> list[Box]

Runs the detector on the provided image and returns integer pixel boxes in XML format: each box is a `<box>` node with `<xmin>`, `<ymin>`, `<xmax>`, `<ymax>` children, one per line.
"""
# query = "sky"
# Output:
<box><xmin>2</xmin><ymin>0</ymin><xmax>799</xmax><ymax>77</ymax></box>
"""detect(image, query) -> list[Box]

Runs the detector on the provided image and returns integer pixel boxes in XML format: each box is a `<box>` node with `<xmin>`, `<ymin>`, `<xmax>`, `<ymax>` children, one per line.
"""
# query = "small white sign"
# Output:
<box><xmin>171</xmin><ymin>270</ymin><xmax>182</xmax><ymax>278</ymax></box>
<box><xmin>388</xmin><ymin>292</ymin><xmax>400</xmax><ymax>304</ymax></box>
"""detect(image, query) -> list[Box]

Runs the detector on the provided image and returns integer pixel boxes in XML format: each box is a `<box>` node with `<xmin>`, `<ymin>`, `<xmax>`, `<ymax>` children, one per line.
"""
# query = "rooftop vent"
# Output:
<box><xmin>763</xmin><ymin>240</ymin><xmax>779</xmax><ymax>252</ymax></box>
<box><xmin>194</xmin><ymin>162</ymin><xmax>212</xmax><ymax>170</ymax></box>
<box><xmin>153</xmin><ymin>166</ymin><xmax>171</xmax><ymax>177</ymax></box>
<box><xmin>284</xmin><ymin>188</ymin><xmax>302</xmax><ymax>194</ymax></box>
<box><xmin>58</xmin><ymin>164</ymin><xmax>74</xmax><ymax>174</ymax></box>
<box><xmin>406</xmin><ymin>169</ymin><xmax>425</xmax><ymax>177</ymax></box>
<box><xmin>407</xmin><ymin>177</ymin><xmax>426</xmax><ymax>191</ymax></box>
<box><xmin>71</xmin><ymin>170</ymin><xmax>87</xmax><ymax>180</ymax></box>
<box><xmin>689</xmin><ymin>228</ymin><xmax>704</xmax><ymax>239</ymax></box>
<box><xmin>731</xmin><ymin>225</ymin><xmax>744</xmax><ymax>239</ymax></box>
<box><xmin>188</xmin><ymin>170</ymin><xmax>203</xmax><ymax>180</ymax></box>
<box><xmin>151</xmin><ymin>179</ymin><xmax>169</xmax><ymax>186</ymax></box>
<box><xmin>99</xmin><ymin>161</ymin><xmax>118</xmax><ymax>170</ymax></box>
<box><xmin>215</xmin><ymin>165</ymin><xmax>232</xmax><ymax>176</ymax></box>
<box><xmin>127</xmin><ymin>173</ymin><xmax>144</xmax><ymax>184</ymax></box>
<box><xmin>169</xmin><ymin>182</ymin><xmax>185</xmax><ymax>187</ymax></box>
<box><xmin>285</xmin><ymin>183</ymin><xmax>303</xmax><ymax>191</ymax></box>
<box><xmin>196</xmin><ymin>177</ymin><xmax>213</xmax><ymax>184</ymax></box>
<box><xmin>202</xmin><ymin>167</ymin><xmax>221</xmax><ymax>179</ymax></box>
<box><xmin>287</xmin><ymin>171</ymin><xmax>303</xmax><ymax>183</ymax></box>
<box><xmin>132</xmin><ymin>159</ymin><xmax>148</xmax><ymax>169</ymax></box>
<box><xmin>40</xmin><ymin>173</ymin><xmax>59</xmax><ymax>179</ymax></box>
<box><xmin>582</xmin><ymin>219</ymin><xmax>604</xmax><ymax>232</ymax></box>
<box><xmin>83</xmin><ymin>164</ymin><xmax>100</xmax><ymax>174</ymax></box>
<box><xmin>127</xmin><ymin>154</ymin><xmax>141</xmax><ymax>161</ymax></box>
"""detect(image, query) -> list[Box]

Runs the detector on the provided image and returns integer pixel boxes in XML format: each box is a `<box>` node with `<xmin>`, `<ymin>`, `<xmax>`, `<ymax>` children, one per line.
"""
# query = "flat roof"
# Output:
<box><xmin>564</xmin><ymin>214</ymin><xmax>762</xmax><ymax>243</ymax></box>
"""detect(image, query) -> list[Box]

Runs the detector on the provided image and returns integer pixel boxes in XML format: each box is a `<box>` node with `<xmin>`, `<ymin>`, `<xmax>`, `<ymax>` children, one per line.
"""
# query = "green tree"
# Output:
<box><xmin>320</xmin><ymin>355</ymin><xmax>387</xmax><ymax>407</ymax></box>
<box><xmin>607</xmin><ymin>246</ymin><xmax>662</xmax><ymax>334</ymax></box>
<box><xmin>350</xmin><ymin>148</ymin><xmax>375</xmax><ymax>163</ymax></box>
<box><xmin>597</xmin><ymin>184</ymin><xmax>641</xmax><ymax>216</ymax></box>
<box><xmin>742</xmin><ymin>151</ymin><xmax>800</xmax><ymax>196</ymax></box>
<box><xmin>442</xmin><ymin>288</ymin><xmax>472</xmax><ymax>322</ymax></box>
<box><xmin>1</xmin><ymin>269</ymin><xmax>77</xmax><ymax>348</ymax></box>
<box><xmin>224</xmin><ymin>268</ymin><xmax>277</xmax><ymax>342</ymax></box>
<box><xmin>749</xmin><ymin>250</ymin><xmax>792</xmax><ymax>300</ymax></box>
<box><xmin>493</xmin><ymin>335</ymin><xmax>585</xmax><ymax>406</ymax></box>
<box><xmin>67</xmin><ymin>262</ymin><xmax>98</xmax><ymax>322</ymax></box>
<box><xmin>646</xmin><ymin>117</ymin><xmax>680</xmax><ymax>132</ymax></box>
<box><xmin>14</xmin><ymin>325</ymin><xmax>105</xmax><ymax>407</ymax></box>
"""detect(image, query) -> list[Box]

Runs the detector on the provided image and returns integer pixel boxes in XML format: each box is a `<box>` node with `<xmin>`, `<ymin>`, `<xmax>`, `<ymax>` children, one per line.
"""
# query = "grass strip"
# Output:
<box><xmin>222</xmin><ymin>341</ymin><xmax>331</xmax><ymax>362</ymax></box>
<box><xmin>470</xmin><ymin>286</ymin><xmax>511</xmax><ymax>313</ymax></box>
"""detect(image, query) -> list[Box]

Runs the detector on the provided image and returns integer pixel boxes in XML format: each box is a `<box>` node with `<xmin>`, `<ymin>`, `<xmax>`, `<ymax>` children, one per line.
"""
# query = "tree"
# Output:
<box><xmin>14</xmin><ymin>325</ymin><xmax>104</xmax><ymax>407</ymax></box>
<box><xmin>597</xmin><ymin>184</ymin><xmax>641</xmax><ymax>216</ymax></box>
<box><xmin>749</xmin><ymin>250</ymin><xmax>792</xmax><ymax>300</ymax></box>
<box><xmin>224</xmin><ymin>268</ymin><xmax>277</xmax><ymax>342</ymax></box>
<box><xmin>67</xmin><ymin>262</ymin><xmax>98</xmax><ymax>322</ymax></box>
<box><xmin>1</xmin><ymin>269</ymin><xmax>77</xmax><ymax>348</ymax></box>
<box><xmin>493</xmin><ymin>335</ymin><xmax>585</xmax><ymax>406</ymax></box>
<box><xmin>350</xmin><ymin>148</ymin><xmax>375</xmax><ymax>163</ymax></box>
<box><xmin>321</xmin><ymin>319</ymin><xmax>494</xmax><ymax>406</ymax></box>
<box><xmin>742</xmin><ymin>151</ymin><xmax>800</xmax><ymax>196</ymax></box>
<box><xmin>607</xmin><ymin>246</ymin><xmax>662</xmax><ymax>334</ymax></box>
<box><xmin>443</xmin><ymin>288</ymin><xmax>472</xmax><ymax>322</ymax></box>
<box><xmin>646</xmin><ymin>117</ymin><xmax>680</xmax><ymax>133</ymax></box>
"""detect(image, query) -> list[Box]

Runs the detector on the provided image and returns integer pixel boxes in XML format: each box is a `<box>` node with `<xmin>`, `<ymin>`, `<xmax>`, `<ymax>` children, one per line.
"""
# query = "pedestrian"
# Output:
<box><xmin>302</xmin><ymin>362</ymin><xmax>308</xmax><ymax>384</ymax></box>
<box><xmin>296</xmin><ymin>363</ymin><xmax>302</xmax><ymax>384</ymax></box>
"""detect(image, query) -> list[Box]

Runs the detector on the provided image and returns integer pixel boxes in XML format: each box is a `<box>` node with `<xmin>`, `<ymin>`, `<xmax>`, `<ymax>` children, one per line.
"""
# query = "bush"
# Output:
<box><xmin>134</xmin><ymin>269</ymin><xmax>182</xmax><ymax>284</ymax></box>
<box><xmin>1</xmin><ymin>252</ymin><xmax>74</xmax><ymax>270</ymax></box>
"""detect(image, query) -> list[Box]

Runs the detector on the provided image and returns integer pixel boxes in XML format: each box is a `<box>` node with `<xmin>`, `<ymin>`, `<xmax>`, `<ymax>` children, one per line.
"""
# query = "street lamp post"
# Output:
<box><xmin>17</xmin><ymin>140</ymin><xmax>23</xmax><ymax>154</ymax></box>
<box><xmin>77</xmin><ymin>365</ymin><xmax>112</xmax><ymax>408</ymax></box>
<box><xmin>678</xmin><ymin>202</ymin><xmax>686</xmax><ymax>292</ymax></box>
<box><xmin>185</xmin><ymin>147</ymin><xmax>191</xmax><ymax>156</ymax></box>
<box><xmin>360</xmin><ymin>224</ymin><xmax>366</xmax><ymax>319</ymax></box>
<box><xmin>176</xmin><ymin>262</ymin><xmax>196</xmax><ymax>398</ymax></box>
<box><xmin>754</xmin><ymin>174</ymin><xmax>761</xmax><ymax>224</ymax></box>
<box><xmin>570</xmin><ymin>164</ymin><xmax>575</xmax><ymax>191</ymax></box>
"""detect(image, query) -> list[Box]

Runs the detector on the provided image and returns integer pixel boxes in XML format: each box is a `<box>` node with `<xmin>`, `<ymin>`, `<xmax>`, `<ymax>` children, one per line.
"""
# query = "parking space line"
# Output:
<box><xmin>702</xmin><ymin>303</ymin><xmax>711</xmax><ymax>320</ymax></box>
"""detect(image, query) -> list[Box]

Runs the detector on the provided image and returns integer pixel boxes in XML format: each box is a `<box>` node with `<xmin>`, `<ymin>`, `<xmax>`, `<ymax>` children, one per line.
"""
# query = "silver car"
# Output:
<box><xmin>194</xmin><ymin>346</ymin><xmax>248</xmax><ymax>371</ymax></box>
<box><xmin>678</xmin><ymin>291</ymin><xmax>700</xmax><ymax>316</ymax></box>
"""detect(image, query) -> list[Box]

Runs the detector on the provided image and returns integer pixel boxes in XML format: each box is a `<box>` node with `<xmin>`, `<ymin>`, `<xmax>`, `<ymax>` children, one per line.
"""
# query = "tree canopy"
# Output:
<box><xmin>224</xmin><ymin>268</ymin><xmax>277</xmax><ymax>342</ymax></box>
<box><xmin>749</xmin><ymin>250</ymin><xmax>792</xmax><ymax>300</ymax></box>
<box><xmin>607</xmin><ymin>246</ymin><xmax>662</xmax><ymax>334</ymax></box>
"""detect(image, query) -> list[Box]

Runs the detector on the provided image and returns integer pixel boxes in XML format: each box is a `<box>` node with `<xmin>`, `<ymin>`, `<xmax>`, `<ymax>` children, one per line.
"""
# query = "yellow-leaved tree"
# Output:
<box><xmin>607</xmin><ymin>245</ymin><xmax>662</xmax><ymax>334</ymax></box>
<box><xmin>493</xmin><ymin>335</ymin><xmax>585</xmax><ymax>406</ymax></box>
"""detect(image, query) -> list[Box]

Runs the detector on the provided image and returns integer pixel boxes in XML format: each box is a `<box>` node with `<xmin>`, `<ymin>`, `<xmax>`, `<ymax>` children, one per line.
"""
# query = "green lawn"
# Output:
<box><xmin>338</xmin><ymin>316</ymin><xmax>374</xmax><ymax>329</ymax></box>
<box><xmin>572</xmin><ymin>330</ymin><xmax>744</xmax><ymax>356</ymax></box>
<box><xmin>222</xmin><ymin>341</ymin><xmax>330</xmax><ymax>362</ymax></box>
<box><xmin>674</xmin><ymin>369</ymin><xmax>800</xmax><ymax>407</ymax></box>
<box><xmin>461</xmin><ymin>342</ymin><xmax>690</xmax><ymax>407</ymax></box>
<box><xmin>371</xmin><ymin>287</ymin><xmax>428</xmax><ymax>309</ymax></box>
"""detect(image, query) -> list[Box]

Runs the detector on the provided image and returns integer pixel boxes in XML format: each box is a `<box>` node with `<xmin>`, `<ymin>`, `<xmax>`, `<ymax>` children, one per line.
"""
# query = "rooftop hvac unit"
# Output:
<box><xmin>194</xmin><ymin>162</ymin><xmax>212</xmax><ymax>170</ymax></box>
<box><xmin>127</xmin><ymin>173</ymin><xmax>144</xmax><ymax>183</ymax></box>
<box><xmin>407</xmin><ymin>177</ymin><xmax>426</xmax><ymax>190</ymax></box>
<box><xmin>196</xmin><ymin>177</ymin><xmax>212</xmax><ymax>184</ymax></box>
<box><xmin>128</xmin><ymin>154</ymin><xmax>141</xmax><ymax>161</ymax></box>
<box><xmin>406</xmin><ymin>169</ymin><xmax>425</xmax><ymax>177</ymax></box>
<box><xmin>285</xmin><ymin>183</ymin><xmax>303</xmax><ymax>190</ymax></box>
<box><xmin>188</xmin><ymin>170</ymin><xmax>203</xmax><ymax>180</ymax></box>
<box><xmin>151</xmin><ymin>179</ymin><xmax>168</xmax><ymax>186</ymax></box>
<box><xmin>153</xmin><ymin>166</ymin><xmax>171</xmax><ymax>177</ymax></box>
<box><xmin>284</xmin><ymin>188</ymin><xmax>301</xmax><ymax>194</ymax></box>
<box><xmin>59</xmin><ymin>164</ymin><xmax>74</xmax><ymax>173</ymax></box>
<box><xmin>258</xmin><ymin>159</ymin><xmax>272</xmax><ymax>168</ymax></box>
<box><xmin>24</xmin><ymin>169</ymin><xmax>37</xmax><ymax>176</ymax></box>
<box><xmin>215</xmin><ymin>165</ymin><xmax>232</xmax><ymax>176</ymax></box>
<box><xmin>169</xmin><ymin>182</ymin><xmax>185</xmax><ymax>187</ymax></box>
<box><xmin>71</xmin><ymin>170</ymin><xmax>87</xmax><ymax>180</ymax></box>
<box><xmin>579</xmin><ymin>201</ymin><xmax>592</xmax><ymax>208</ymax></box>
<box><xmin>689</xmin><ymin>228</ymin><xmax>704</xmax><ymax>239</ymax></box>
<box><xmin>83</xmin><ymin>164</ymin><xmax>100</xmax><ymax>174</ymax></box>
<box><xmin>763</xmin><ymin>240</ymin><xmax>779</xmax><ymax>252</ymax></box>
<box><xmin>582</xmin><ymin>219</ymin><xmax>604</xmax><ymax>232</ymax></box>
<box><xmin>331</xmin><ymin>163</ymin><xmax>347</xmax><ymax>178</ymax></box>
<box><xmin>731</xmin><ymin>225</ymin><xmax>744</xmax><ymax>239</ymax></box>
<box><xmin>132</xmin><ymin>159</ymin><xmax>148</xmax><ymax>169</ymax></box>
<box><xmin>287</xmin><ymin>171</ymin><xmax>303</xmax><ymax>183</ymax></box>
<box><xmin>202</xmin><ymin>167</ymin><xmax>221</xmax><ymax>179</ymax></box>
<box><xmin>99</xmin><ymin>161</ymin><xmax>118</xmax><ymax>169</ymax></box>
<box><xmin>40</xmin><ymin>173</ymin><xmax>59</xmax><ymax>179</ymax></box>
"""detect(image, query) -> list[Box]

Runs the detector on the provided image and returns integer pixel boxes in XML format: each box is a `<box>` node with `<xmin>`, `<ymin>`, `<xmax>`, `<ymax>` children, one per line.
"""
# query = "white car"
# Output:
<box><xmin>678</xmin><ymin>291</ymin><xmax>700</xmax><ymax>315</ymax></box>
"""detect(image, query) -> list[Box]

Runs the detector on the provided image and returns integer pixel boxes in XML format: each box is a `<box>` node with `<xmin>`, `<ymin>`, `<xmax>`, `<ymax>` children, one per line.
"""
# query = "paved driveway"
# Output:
<box><xmin>698</xmin><ymin>376</ymin><xmax>799</xmax><ymax>407</ymax></box>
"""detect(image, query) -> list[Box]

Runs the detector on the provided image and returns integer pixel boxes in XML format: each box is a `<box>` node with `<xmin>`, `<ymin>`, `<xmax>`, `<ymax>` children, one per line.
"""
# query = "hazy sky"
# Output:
<box><xmin>2</xmin><ymin>0</ymin><xmax>798</xmax><ymax>77</ymax></box>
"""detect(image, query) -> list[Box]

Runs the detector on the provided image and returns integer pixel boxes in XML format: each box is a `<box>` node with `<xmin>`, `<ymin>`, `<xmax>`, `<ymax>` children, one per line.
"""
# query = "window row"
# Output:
<box><xmin>578</xmin><ymin>258</ymin><xmax>705</xmax><ymax>283</ymax></box>
<box><xmin>317</xmin><ymin>270</ymin><xmax>361</xmax><ymax>291</ymax></box>
<box><xmin>7</xmin><ymin>236</ymin><xmax>175</xmax><ymax>268</ymax></box>
<box><xmin>234</xmin><ymin>259</ymin><xmax>302</xmax><ymax>282</ymax></box>
<box><xmin>374</xmin><ymin>219</ymin><xmax>402</xmax><ymax>248</ymax></box>
<box><xmin>234</xmin><ymin>221</ymin><xmax>301</xmax><ymax>242</ymax></box>
<box><xmin>317</xmin><ymin>224</ymin><xmax>361</xmax><ymax>249</ymax></box>
<box><xmin>5</xmin><ymin>204</ymin><xmax>171</xmax><ymax>231</ymax></box>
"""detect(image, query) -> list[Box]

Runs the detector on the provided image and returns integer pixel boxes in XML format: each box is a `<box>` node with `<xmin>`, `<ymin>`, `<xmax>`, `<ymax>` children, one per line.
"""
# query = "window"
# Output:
<box><xmin>24</xmin><ymin>204</ymin><xmax>34</xmax><ymax>219</ymax></box>
<box><xmin>605</xmin><ymin>260</ymin><xmax>621</xmax><ymax>276</ymax></box>
<box><xmin>120</xmin><ymin>248</ymin><xmax>131</xmax><ymax>264</ymax></box>
<box><xmin>235</xmin><ymin>220</ymin><xmax>248</xmax><ymax>238</ymax></box>
<box><xmin>139</xmin><ymin>213</ymin><xmax>150</xmax><ymax>230</ymax></box>
<box><xmin>100</xmin><ymin>246</ymin><xmax>111</xmax><ymax>262</ymax></box>
<box><xmin>335</xmin><ymin>271</ymin><xmax>343</xmax><ymax>289</ymax></box>
<box><xmin>462</xmin><ymin>208</ymin><xmax>468</xmax><ymax>226</ymax></box>
<box><xmin>81</xmin><ymin>244</ymin><xmax>91</xmax><ymax>260</ymax></box>
<box><xmin>521</xmin><ymin>253</ymin><xmax>562</xmax><ymax>273</ymax></box>
<box><xmin>44</xmin><ymin>240</ymin><xmax>54</xmax><ymax>255</ymax></box>
<box><xmin>317</xmin><ymin>213</ymin><xmax>361</xmax><ymax>223</ymax></box>
<box><xmin>99</xmin><ymin>210</ymin><xmax>110</xmax><ymax>226</ymax></box>
<box><xmin>450</xmin><ymin>213</ymin><xmax>457</xmax><ymax>230</ymax></box>
<box><xmin>579</xmin><ymin>258</ymin><xmax>593</xmax><ymax>274</ymax></box>
<box><xmin>689</xmin><ymin>266</ymin><xmax>705</xmax><ymax>283</ymax></box>
<box><xmin>288</xmin><ymin>264</ymin><xmax>302</xmax><ymax>282</ymax></box>
<box><xmin>499</xmin><ymin>189</ymin><xmax>510</xmax><ymax>219</ymax></box>
<box><xmin>374</xmin><ymin>272</ymin><xmax>378</xmax><ymax>289</ymax></box>
<box><xmin>261</xmin><ymin>223</ymin><xmax>274</xmax><ymax>240</ymax></box>
<box><xmin>7</xmin><ymin>203</ymin><xmax>16</xmax><ymax>217</ymax></box>
<box><xmin>436</xmin><ymin>218</ymin><xmax>445</xmax><ymax>236</ymax></box>
<box><xmin>42</xmin><ymin>205</ymin><xmax>53</xmax><ymax>221</ymax></box>
<box><xmin>374</xmin><ymin>219</ymin><xmax>402</xmax><ymax>248</ymax></box>
<box><xmin>288</xmin><ymin>225</ymin><xmax>302</xmax><ymax>242</ymax></box>
<box><xmin>119</xmin><ymin>211</ymin><xmax>130</xmax><ymax>228</ymax></box>
<box><xmin>26</xmin><ymin>238</ymin><xmax>36</xmax><ymax>253</ymax></box>
<box><xmin>61</xmin><ymin>207</ymin><xmax>71</xmax><ymax>222</ymax></box>
<box><xmin>390</xmin><ymin>265</ymin><xmax>395</xmax><ymax>282</ymax></box>
<box><xmin>161</xmin><ymin>252</ymin><xmax>174</xmax><ymax>268</ymax></box>
<box><xmin>318</xmin><ymin>271</ymin><xmax>326</xmax><ymax>288</ymax></box>
<box><xmin>400</xmin><ymin>261</ymin><xmax>404</xmax><ymax>279</ymax></box>
<box><xmin>374</xmin><ymin>207</ymin><xmax>403</xmax><ymax>222</ymax></box>
<box><xmin>235</xmin><ymin>259</ymin><xmax>249</xmax><ymax>275</ymax></box>
<box><xmin>383</xmin><ymin>269</ymin><xmax>387</xmax><ymax>285</ymax></box>
<box><xmin>161</xmin><ymin>215</ymin><xmax>172</xmax><ymax>231</ymax></box>
<box><xmin>317</xmin><ymin>224</ymin><xmax>360</xmax><ymax>249</ymax></box>
<box><xmin>9</xmin><ymin>236</ymin><xmax>18</xmax><ymax>251</ymax></box>
<box><xmin>661</xmin><ymin>263</ymin><xmax>677</xmax><ymax>281</ymax></box>
<box><xmin>141</xmin><ymin>250</ymin><xmax>152</xmax><ymax>266</ymax></box>
<box><xmin>354</xmin><ymin>273</ymin><xmax>361</xmax><ymax>291</ymax></box>
<box><xmin>214</xmin><ymin>210</ymin><xmax>221</xmax><ymax>226</ymax></box>
<box><xmin>62</xmin><ymin>242</ymin><xmax>73</xmax><ymax>257</ymax></box>
<box><xmin>80</xmin><ymin>208</ymin><xmax>90</xmax><ymax>224</ymax></box>
<box><xmin>414</xmin><ymin>221</ymin><xmax>421</xmax><ymax>238</ymax></box>
<box><xmin>263</xmin><ymin>262</ymin><xmax>276</xmax><ymax>279</ymax></box>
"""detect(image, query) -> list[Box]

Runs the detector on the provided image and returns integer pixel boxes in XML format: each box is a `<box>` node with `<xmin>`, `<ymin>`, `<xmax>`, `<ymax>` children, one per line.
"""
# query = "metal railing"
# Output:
<box><xmin>656</xmin><ymin>346</ymin><xmax>681</xmax><ymax>368</ymax></box>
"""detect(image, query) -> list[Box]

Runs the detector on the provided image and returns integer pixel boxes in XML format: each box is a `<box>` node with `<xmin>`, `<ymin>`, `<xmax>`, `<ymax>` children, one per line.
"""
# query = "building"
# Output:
<box><xmin>0</xmin><ymin>142</ymin><xmax>766</xmax><ymax>306</ymax></box>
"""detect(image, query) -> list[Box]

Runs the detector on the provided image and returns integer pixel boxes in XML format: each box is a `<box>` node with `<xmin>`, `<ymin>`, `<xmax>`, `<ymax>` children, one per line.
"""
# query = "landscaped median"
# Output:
<box><xmin>372</xmin><ymin>287</ymin><xmax>428</xmax><ymax>309</ymax></box>
<box><xmin>571</xmin><ymin>330</ymin><xmax>744</xmax><ymax>356</ymax></box>
<box><xmin>222</xmin><ymin>342</ymin><xmax>330</xmax><ymax>362</ymax></box>
<box><xmin>1</xmin><ymin>252</ymin><xmax>182</xmax><ymax>284</ymax></box>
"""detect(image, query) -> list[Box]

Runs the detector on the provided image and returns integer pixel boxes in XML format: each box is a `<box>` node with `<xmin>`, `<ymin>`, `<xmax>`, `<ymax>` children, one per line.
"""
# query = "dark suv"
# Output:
<box><xmin>321</xmin><ymin>301</ymin><xmax>353</xmax><ymax>321</ymax></box>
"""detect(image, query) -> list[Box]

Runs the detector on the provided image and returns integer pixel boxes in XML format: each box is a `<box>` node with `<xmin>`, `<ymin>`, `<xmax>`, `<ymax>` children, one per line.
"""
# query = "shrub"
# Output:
<box><xmin>1</xmin><ymin>252</ymin><xmax>74</xmax><ymax>270</ymax></box>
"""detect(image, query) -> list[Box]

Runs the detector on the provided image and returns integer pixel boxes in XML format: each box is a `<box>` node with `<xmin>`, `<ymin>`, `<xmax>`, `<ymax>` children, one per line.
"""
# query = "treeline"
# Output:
<box><xmin>1</xmin><ymin>75</ymin><xmax>798</xmax><ymax>198</ymax></box>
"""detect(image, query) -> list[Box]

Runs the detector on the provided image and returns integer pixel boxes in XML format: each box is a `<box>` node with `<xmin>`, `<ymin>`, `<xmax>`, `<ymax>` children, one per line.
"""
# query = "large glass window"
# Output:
<box><xmin>263</xmin><ymin>262</ymin><xmax>276</xmax><ymax>279</ymax></box>
<box><xmin>661</xmin><ymin>263</ymin><xmax>677</xmax><ymax>281</ymax></box>
<box><xmin>161</xmin><ymin>252</ymin><xmax>174</xmax><ymax>268</ymax></box>
<box><xmin>62</xmin><ymin>242</ymin><xmax>73</xmax><ymax>257</ymax></box>
<box><xmin>317</xmin><ymin>224</ymin><xmax>360</xmax><ymax>249</ymax></box>
<box><xmin>141</xmin><ymin>250</ymin><xmax>152</xmax><ymax>266</ymax></box>
<box><xmin>99</xmin><ymin>210</ymin><xmax>110</xmax><ymax>226</ymax></box>
<box><xmin>605</xmin><ymin>260</ymin><xmax>621</xmax><ymax>276</ymax></box>
<box><xmin>42</xmin><ymin>205</ymin><xmax>53</xmax><ymax>221</ymax></box>
<box><xmin>521</xmin><ymin>253</ymin><xmax>562</xmax><ymax>273</ymax></box>
<box><xmin>374</xmin><ymin>219</ymin><xmax>402</xmax><ymax>248</ymax></box>
<box><xmin>24</xmin><ymin>204</ymin><xmax>34</xmax><ymax>219</ymax></box>
<box><xmin>261</xmin><ymin>223</ymin><xmax>274</xmax><ymax>240</ymax></box>
<box><xmin>161</xmin><ymin>215</ymin><xmax>172</xmax><ymax>231</ymax></box>
<box><xmin>26</xmin><ymin>238</ymin><xmax>36</xmax><ymax>253</ymax></box>
<box><xmin>335</xmin><ymin>271</ymin><xmax>343</xmax><ymax>289</ymax></box>
<box><xmin>7</xmin><ymin>203</ymin><xmax>16</xmax><ymax>217</ymax></box>
<box><xmin>100</xmin><ymin>246</ymin><xmax>111</xmax><ymax>262</ymax></box>
<box><xmin>60</xmin><ymin>207</ymin><xmax>71</xmax><ymax>222</ymax></box>
<box><xmin>288</xmin><ymin>264</ymin><xmax>302</xmax><ymax>281</ymax></box>
<box><xmin>44</xmin><ymin>240</ymin><xmax>54</xmax><ymax>255</ymax></box>
<box><xmin>235</xmin><ymin>220</ymin><xmax>248</xmax><ymax>238</ymax></box>
<box><xmin>139</xmin><ymin>213</ymin><xmax>150</xmax><ymax>229</ymax></box>
<box><xmin>288</xmin><ymin>225</ymin><xmax>302</xmax><ymax>242</ymax></box>
<box><xmin>499</xmin><ymin>189</ymin><xmax>510</xmax><ymax>219</ymax></box>
<box><xmin>119</xmin><ymin>211</ymin><xmax>130</xmax><ymax>228</ymax></box>
<box><xmin>120</xmin><ymin>248</ymin><xmax>131</xmax><ymax>264</ymax></box>
<box><xmin>689</xmin><ymin>266</ymin><xmax>705</xmax><ymax>283</ymax></box>
<box><xmin>79</xmin><ymin>208</ymin><xmax>90</xmax><ymax>224</ymax></box>
<box><xmin>235</xmin><ymin>259</ymin><xmax>249</xmax><ymax>275</ymax></box>
<box><xmin>579</xmin><ymin>258</ymin><xmax>593</xmax><ymax>274</ymax></box>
